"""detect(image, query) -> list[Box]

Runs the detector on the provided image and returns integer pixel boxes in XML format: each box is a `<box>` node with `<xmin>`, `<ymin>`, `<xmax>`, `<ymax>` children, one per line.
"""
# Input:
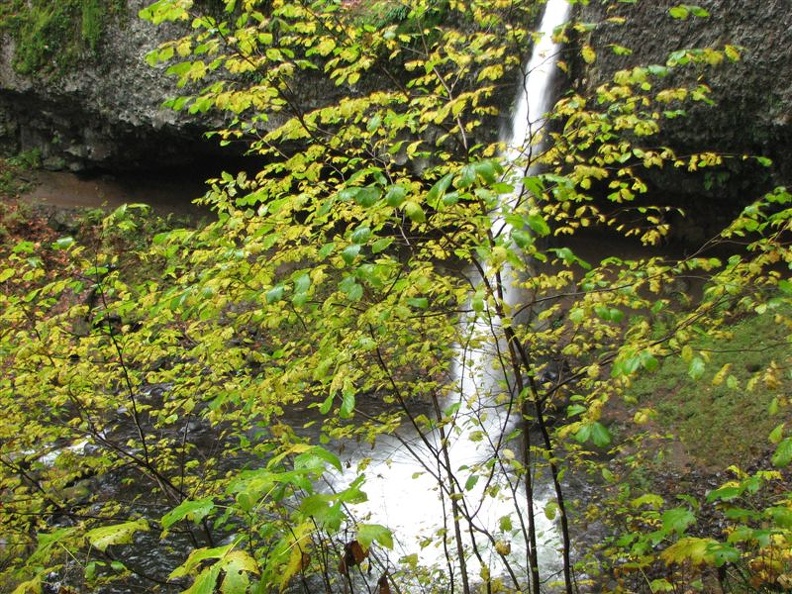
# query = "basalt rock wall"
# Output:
<box><xmin>1</xmin><ymin>0</ymin><xmax>790</xmax><ymax>196</ymax></box>
<box><xmin>0</xmin><ymin>0</ymin><xmax>237</xmax><ymax>172</ymax></box>
<box><xmin>574</xmin><ymin>0</ymin><xmax>792</xmax><ymax>215</ymax></box>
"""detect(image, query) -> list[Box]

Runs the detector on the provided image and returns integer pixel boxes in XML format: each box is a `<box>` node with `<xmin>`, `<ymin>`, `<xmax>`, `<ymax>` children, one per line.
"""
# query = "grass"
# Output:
<box><xmin>628</xmin><ymin>303</ymin><xmax>792</xmax><ymax>470</ymax></box>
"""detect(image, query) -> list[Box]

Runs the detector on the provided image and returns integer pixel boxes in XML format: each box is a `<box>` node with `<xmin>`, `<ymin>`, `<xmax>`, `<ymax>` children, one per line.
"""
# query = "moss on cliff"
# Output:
<box><xmin>0</xmin><ymin>0</ymin><xmax>126</xmax><ymax>75</ymax></box>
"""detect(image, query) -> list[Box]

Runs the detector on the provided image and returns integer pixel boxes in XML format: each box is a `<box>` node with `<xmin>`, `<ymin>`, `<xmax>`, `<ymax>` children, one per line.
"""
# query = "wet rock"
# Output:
<box><xmin>0</xmin><ymin>0</ymin><xmax>228</xmax><ymax>173</ymax></box>
<box><xmin>1</xmin><ymin>0</ymin><xmax>789</xmax><ymax>209</ymax></box>
<box><xmin>574</xmin><ymin>0</ymin><xmax>792</xmax><ymax>214</ymax></box>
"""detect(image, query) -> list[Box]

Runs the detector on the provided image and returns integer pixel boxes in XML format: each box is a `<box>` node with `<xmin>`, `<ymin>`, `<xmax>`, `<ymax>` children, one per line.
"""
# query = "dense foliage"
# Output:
<box><xmin>1</xmin><ymin>0</ymin><xmax>790</xmax><ymax>592</ymax></box>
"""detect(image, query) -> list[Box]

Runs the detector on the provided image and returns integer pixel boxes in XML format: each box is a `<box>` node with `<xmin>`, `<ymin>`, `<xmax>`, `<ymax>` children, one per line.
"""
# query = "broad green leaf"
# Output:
<box><xmin>385</xmin><ymin>184</ymin><xmax>407</xmax><ymax>207</ymax></box>
<box><xmin>772</xmin><ymin>437</ymin><xmax>792</xmax><ymax>467</ymax></box>
<box><xmin>427</xmin><ymin>173</ymin><xmax>453</xmax><ymax>204</ymax></box>
<box><xmin>544</xmin><ymin>500</ymin><xmax>559</xmax><ymax>521</ymax></box>
<box><xmin>661</xmin><ymin>507</ymin><xmax>696</xmax><ymax>535</ymax></box>
<box><xmin>404</xmin><ymin>201</ymin><xmax>426</xmax><ymax>223</ymax></box>
<box><xmin>294</xmin><ymin>446</ymin><xmax>342</xmax><ymax>472</ymax></box>
<box><xmin>357</xmin><ymin>523</ymin><xmax>393</xmax><ymax>549</ymax></box>
<box><xmin>86</xmin><ymin>519</ymin><xmax>150</xmax><ymax>552</ymax></box>
<box><xmin>351</xmin><ymin>226</ymin><xmax>371</xmax><ymax>244</ymax></box>
<box><xmin>511</xmin><ymin>229</ymin><xmax>534</xmax><ymax>249</ymax></box>
<box><xmin>631</xmin><ymin>493</ymin><xmax>665</xmax><ymax>509</ymax></box>
<box><xmin>526</xmin><ymin>213</ymin><xmax>551</xmax><ymax>236</ymax></box>
<box><xmin>354</xmin><ymin>186</ymin><xmax>381</xmax><ymax>207</ymax></box>
<box><xmin>371</xmin><ymin>237</ymin><xmax>393</xmax><ymax>253</ymax></box>
<box><xmin>660</xmin><ymin>536</ymin><xmax>718</xmax><ymax>565</ymax></box>
<box><xmin>687</xmin><ymin>356</ymin><xmax>706</xmax><ymax>380</ymax></box>
<box><xmin>53</xmin><ymin>236</ymin><xmax>75</xmax><ymax>249</ymax></box>
<box><xmin>341</xmin><ymin>244</ymin><xmax>361</xmax><ymax>265</ymax></box>
<box><xmin>406</xmin><ymin>297</ymin><xmax>429</xmax><ymax>309</ymax></box>
<box><xmin>590</xmin><ymin>422</ymin><xmax>612</xmax><ymax>448</ymax></box>
<box><xmin>162</xmin><ymin>498</ymin><xmax>216</xmax><ymax>530</ymax></box>
<box><xmin>219</xmin><ymin>551</ymin><xmax>259</xmax><ymax>593</ymax></box>
<box><xmin>340</xmin><ymin>391</ymin><xmax>355</xmax><ymax>418</ymax></box>
<box><xmin>266</xmin><ymin>285</ymin><xmax>285</xmax><ymax>303</ymax></box>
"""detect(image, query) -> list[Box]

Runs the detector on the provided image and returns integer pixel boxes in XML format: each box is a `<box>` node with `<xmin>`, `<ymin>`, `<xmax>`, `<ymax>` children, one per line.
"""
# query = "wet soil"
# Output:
<box><xmin>19</xmin><ymin>169</ymin><xmax>210</xmax><ymax>219</ymax></box>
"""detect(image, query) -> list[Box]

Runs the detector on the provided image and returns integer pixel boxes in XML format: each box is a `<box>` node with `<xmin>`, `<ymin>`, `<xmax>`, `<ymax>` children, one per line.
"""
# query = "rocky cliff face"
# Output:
<box><xmin>1</xmin><ymin>0</ymin><xmax>790</xmax><ymax>196</ymax></box>
<box><xmin>0</xmin><ymin>0</ymin><xmax>228</xmax><ymax>172</ymax></box>
<box><xmin>575</xmin><ymin>0</ymin><xmax>792</xmax><ymax>210</ymax></box>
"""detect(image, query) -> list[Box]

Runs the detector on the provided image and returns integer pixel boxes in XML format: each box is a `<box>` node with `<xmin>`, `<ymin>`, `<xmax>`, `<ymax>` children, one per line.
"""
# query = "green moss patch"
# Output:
<box><xmin>0</xmin><ymin>0</ymin><xmax>126</xmax><ymax>75</ymax></box>
<box><xmin>629</xmin><ymin>305</ymin><xmax>792</xmax><ymax>470</ymax></box>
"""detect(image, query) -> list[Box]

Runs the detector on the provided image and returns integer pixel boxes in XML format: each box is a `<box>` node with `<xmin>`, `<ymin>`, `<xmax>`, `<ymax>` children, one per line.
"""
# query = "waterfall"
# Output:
<box><xmin>332</xmin><ymin>0</ymin><xmax>572</xmax><ymax>586</ymax></box>
<box><xmin>496</xmin><ymin>0</ymin><xmax>571</xmax><ymax>320</ymax></box>
<box><xmin>507</xmin><ymin>0</ymin><xmax>572</xmax><ymax>168</ymax></box>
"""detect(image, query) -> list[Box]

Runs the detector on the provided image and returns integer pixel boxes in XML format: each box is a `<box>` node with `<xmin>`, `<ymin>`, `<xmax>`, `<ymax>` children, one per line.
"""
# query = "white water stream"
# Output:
<box><xmin>333</xmin><ymin>0</ymin><xmax>572</xmax><ymax>586</ymax></box>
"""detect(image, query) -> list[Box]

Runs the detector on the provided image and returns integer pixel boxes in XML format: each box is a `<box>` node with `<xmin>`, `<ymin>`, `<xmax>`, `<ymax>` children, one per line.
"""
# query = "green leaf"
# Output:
<box><xmin>86</xmin><ymin>519</ymin><xmax>150</xmax><ymax>552</ymax></box>
<box><xmin>650</xmin><ymin>579</ymin><xmax>675</xmax><ymax>592</ymax></box>
<box><xmin>772</xmin><ymin>437</ymin><xmax>792</xmax><ymax>467</ymax></box>
<box><xmin>544</xmin><ymin>500</ymin><xmax>559</xmax><ymax>521</ymax></box>
<box><xmin>53</xmin><ymin>236</ymin><xmax>75</xmax><ymax>250</ymax></box>
<box><xmin>319</xmin><ymin>393</ymin><xmax>334</xmax><ymax>414</ymax></box>
<box><xmin>219</xmin><ymin>551</ymin><xmax>259</xmax><ymax>593</ymax></box>
<box><xmin>590</xmin><ymin>422</ymin><xmax>612</xmax><ymax>447</ymax></box>
<box><xmin>474</xmin><ymin>160</ymin><xmax>501</xmax><ymax>184</ymax></box>
<box><xmin>404</xmin><ymin>201</ymin><xmax>426</xmax><ymax>223</ymax></box>
<box><xmin>339</xmin><ymin>276</ymin><xmax>363</xmax><ymax>300</ymax></box>
<box><xmin>293</xmin><ymin>273</ymin><xmax>311</xmax><ymax>294</ymax></box>
<box><xmin>526</xmin><ymin>214</ymin><xmax>551</xmax><ymax>237</ymax></box>
<box><xmin>426</xmin><ymin>173</ymin><xmax>453</xmax><ymax>204</ymax></box>
<box><xmin>668</xmin><ymin>6</ymin><xmax>689</xmax><ymax>19</ymax></box>
<box><xmin>511</xmin><ymin>229</ymin><xmax>534</xmax><ymax>249</ymax></box>
<box><xmin>406</xmin><ymin>297</ymin><xmax>429</xmax><ymax>309</ymax></box>
<box><xmin>385</xmin><ymin>184</ymin><xmax>407</xmax><ymax>207</ymax></box>
<box><xmin>295</xmin><ymin>446</ymin><xmax>342</xmax><ymax>472</ymax></box>
<box><xmin>366</xmin><ymin>113</ymin><xmax>382</xmax><ymax>133</ymax></box>
<box><xmin>354</xmin><ymin>186</ymin><xmax>381</xmax><ymax>207</ymax></box>
<box><xmin>341</xmin><ymin>244</ymin><xmax>361</xmax><ymax>265</ymax></box>
<box><xmin>162</xmin><ymin>499</ymin><xmax>215</xmax><ymax>530</ymax></box>
<box><xmin>340</xmin><ymin>391</ymin><xmax>355</xmax><ymax>418</ymax></box>
<box><xmin>769</xmin><ymin>423</ymin><xmax>784</xmax><ymax>444</ymax></box>
<box><xmin>266</xmin><ymin>285</ymin><xmax>285</xmax><ymax>304</ymax></box>
<box><xmin>371</xmin><ymin>237</ymin><xmax>393</xmax><ymax>253</ymax></box>
<box><xmin>631</xmin><ymin>493</ymin><xmax>665</xmax><ymax>509</ymax></box>
<box><xmin>687</xmin><ymin>356</ymin><xmax>706</xmax><ymax>380</ymax></box>
<box><xmin>351</xmin><ymin>226</ymin><xmax>371</xmax><ymax>244</ymax></box>
<box><xmin>660</xmin><ymin>536</ymin><xmax>718</xmax><ymax>565</ymax></box>
<box><xmin>357</xmin><ymin>523</ymin><xmax>393</xmax><ymax>549</ymax></box>
<box><xmin>662</xmin><ymin>507</ymin><xmax>696</xmax><ymax>535</ymax></box>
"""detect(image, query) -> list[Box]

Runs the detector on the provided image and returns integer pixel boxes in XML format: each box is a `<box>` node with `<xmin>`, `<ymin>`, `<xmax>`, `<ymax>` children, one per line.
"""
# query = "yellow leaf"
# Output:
<box><xmin>660</xmin><ymin>536</ymin><xmax>718</xmax><ymax>566</ymax></box>
<box><xmin>581</xmin><ymin>45</ymin><xmax>596</xmax><ymax>64</ymax></box>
